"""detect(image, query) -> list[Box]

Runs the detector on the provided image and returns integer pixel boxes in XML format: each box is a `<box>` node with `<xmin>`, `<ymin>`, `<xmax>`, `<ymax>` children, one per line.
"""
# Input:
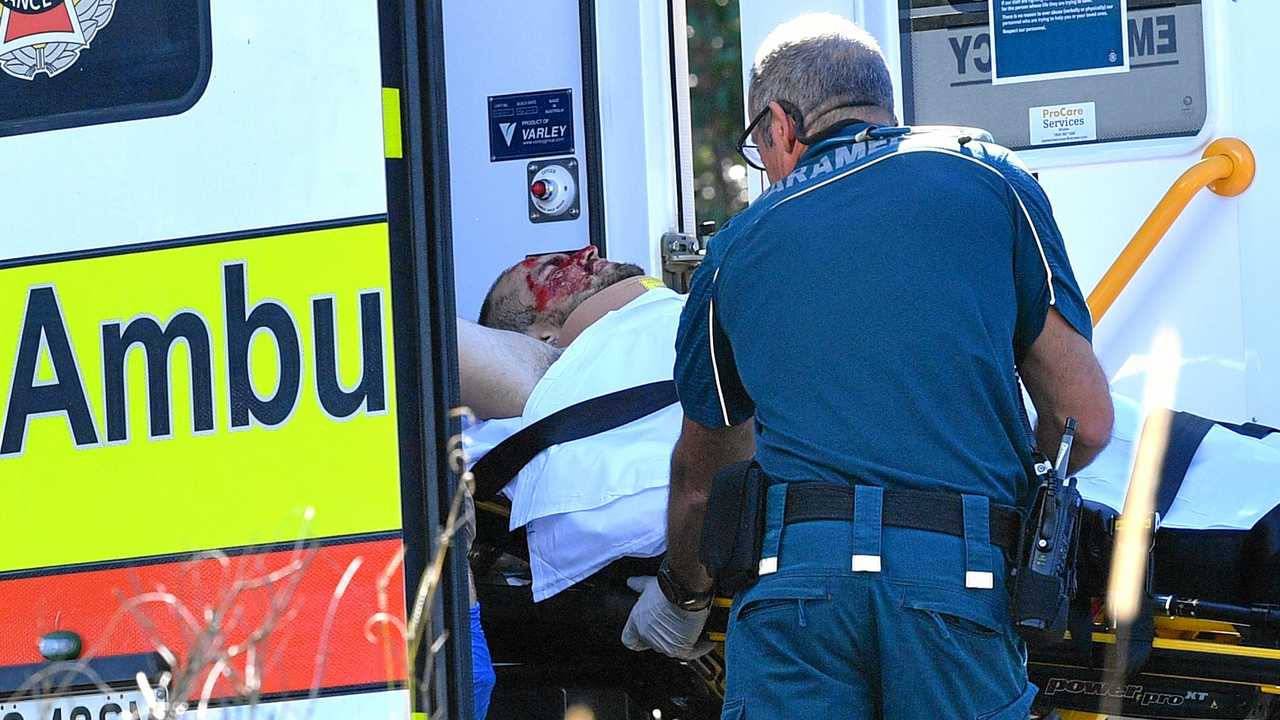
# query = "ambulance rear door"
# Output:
<box><xmin>0</xmin><ymin>1</ymin><xmax>469</xmax><ymax>718</ymax></box>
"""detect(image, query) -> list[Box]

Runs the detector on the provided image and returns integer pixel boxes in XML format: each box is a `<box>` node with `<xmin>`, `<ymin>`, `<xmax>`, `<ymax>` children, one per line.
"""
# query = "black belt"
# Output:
<box><xmin>782</xmin><ymin>482</ymin><xmax>1023</xmax><ymax>555</ymax></box>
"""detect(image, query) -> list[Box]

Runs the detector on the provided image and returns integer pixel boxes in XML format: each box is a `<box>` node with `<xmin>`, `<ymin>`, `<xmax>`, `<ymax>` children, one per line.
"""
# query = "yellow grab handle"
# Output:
<box><xmin>1086</xmin><ymin>138</ymin><xmax>1255</xmax><ymax>324</ymax></box>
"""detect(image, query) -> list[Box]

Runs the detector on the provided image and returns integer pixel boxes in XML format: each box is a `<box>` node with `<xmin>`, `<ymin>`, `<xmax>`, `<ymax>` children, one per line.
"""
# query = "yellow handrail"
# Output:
<box><xmin>1086</xmin><ymin>138</ymin><xmax>1256</xmax><ymax>323</ymax></box>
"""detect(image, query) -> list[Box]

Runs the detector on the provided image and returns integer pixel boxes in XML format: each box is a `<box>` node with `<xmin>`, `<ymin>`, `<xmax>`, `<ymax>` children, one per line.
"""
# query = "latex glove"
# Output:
<box><xmin>621</xmin><ymin>576</ymin><xmax>715</xmax><ymax>660</ymax></box>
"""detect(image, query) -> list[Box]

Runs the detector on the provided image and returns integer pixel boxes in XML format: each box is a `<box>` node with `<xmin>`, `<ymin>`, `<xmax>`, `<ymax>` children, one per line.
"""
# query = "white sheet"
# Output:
<box><xmin>1074</xmin><ymin>394</ymin><xmax>1280</xmax><ymax>530</ymax></box>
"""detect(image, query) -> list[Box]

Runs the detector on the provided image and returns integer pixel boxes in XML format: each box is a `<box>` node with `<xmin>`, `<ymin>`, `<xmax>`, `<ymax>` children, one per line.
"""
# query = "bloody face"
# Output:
<box><xmin>521</xmin><ymin>246</ymin><xmax>609</xmax><ymax>312</ymax></box>
<box><xmin>499</xmin><ymin>246</ymin><xmax>644</xmax><ymax>336</ymax></box>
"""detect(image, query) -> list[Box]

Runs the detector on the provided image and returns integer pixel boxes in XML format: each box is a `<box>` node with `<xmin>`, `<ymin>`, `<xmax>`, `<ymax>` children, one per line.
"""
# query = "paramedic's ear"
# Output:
<box><xmin>761</xmin><ymin>101</ymin><xmax>808</xmax><ymax>183</ymax></box>
<box><xmin>767</xmin><ymin>101</ymin><xmax>797</xmax><ymax>151</ymax></box>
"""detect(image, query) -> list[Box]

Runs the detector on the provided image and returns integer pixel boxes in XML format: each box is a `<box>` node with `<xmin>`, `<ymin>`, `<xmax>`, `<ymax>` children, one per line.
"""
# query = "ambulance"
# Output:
<box><xmin>1</xmin><ymin>1</ymin><xmax>1277</xmax><ymax>720</ymax></box>
<box><xmin>0</xmin><ymin>1</ymin><xmax>470</xmax><ymax>718</ymax></box>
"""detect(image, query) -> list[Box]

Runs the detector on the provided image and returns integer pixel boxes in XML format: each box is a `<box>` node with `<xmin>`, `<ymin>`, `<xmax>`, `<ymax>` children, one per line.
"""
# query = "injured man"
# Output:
<box><xmin>460</xmin><ymin>247</ymin><xmax>1280</xmax><ymax>603</ymax></box>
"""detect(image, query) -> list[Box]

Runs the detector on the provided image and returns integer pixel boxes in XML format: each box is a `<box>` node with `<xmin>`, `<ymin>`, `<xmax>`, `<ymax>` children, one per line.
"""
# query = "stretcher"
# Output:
<box><xmin>476</xmin><ymin>460</ymin><xmax>1280</xmax><ymax>720</ymax></box>
<box><xmin>472</xmin><ymin>400</ymin><xmax>1280</xmax><ymax>719</ymax></box>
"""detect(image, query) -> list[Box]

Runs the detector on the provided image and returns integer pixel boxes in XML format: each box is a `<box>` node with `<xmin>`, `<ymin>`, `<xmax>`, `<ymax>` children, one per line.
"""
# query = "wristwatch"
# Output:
<box><xmin>656</xmin><ymin>558</ymin><xmax>713</xmax><ymax>612</ymax></box>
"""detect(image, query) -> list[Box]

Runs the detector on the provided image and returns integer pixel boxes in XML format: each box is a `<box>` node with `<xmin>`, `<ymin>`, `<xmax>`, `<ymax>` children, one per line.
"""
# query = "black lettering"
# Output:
<box><xmin>1156</xmin><ymin>15</ymin><xmax>1177</xmax><ymax>54</ymax></box>
<box><xmin>312</xmin><ymin>292</ymin><xmax>386</xmax><ymax>419</ymax></box>
<box><xmin>102</xmin><ymin>313</ymin><xmax>215</xmax><ymax>442</ymax></box>
<box><xmin>69</xmin><ymin>708</ymin><xmax>91</xmax><ymax>720</ymax></box>
<box><xmin>3</xmin><ymin>711</ymin><xmax>24</xmax><ymax>720</ymax></box>
<box><xmin>99</xmin><ymin>703</ymin><xmax>122</xmax><ymax>720</ymax></box>
<box><xmin>223</xmin><ymin>263</ymin><xmax>302</xmax><ymax>428</ymax></box>
<box><xmin>973</xmin><ymin>33</ymin><xmax>991</xmax><ymax>74</ymax></box>
<box><xmin>949</xmin><ymin>34</ymin><xmax>972</xmax><ymax>75</ymax></box>
<box><xmin>1</xmin><ymin>287</ymin><xmax>98</xmax><ymax>456</ymax></box>
<box><xmin>1130</xmin><ymin>16</ymin><xmax>1155</xmax><ymax>57</ymax></box>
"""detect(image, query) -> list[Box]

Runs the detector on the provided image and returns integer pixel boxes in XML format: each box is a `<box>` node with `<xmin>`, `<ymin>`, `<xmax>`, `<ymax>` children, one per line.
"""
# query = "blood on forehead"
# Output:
<box><xmin>522</xmin><ymin>254</ymin><xmax>591</xmax><ymax>312</ymax></box>
<box><xmin>516</xmin><ymin>255</ymin><xmax>558</xmax><ymax>311</ymax></box>
<box><xmin>525</xmin><ymin>269</ymin><xmax>556</xmax><ymax>312</ymax></box>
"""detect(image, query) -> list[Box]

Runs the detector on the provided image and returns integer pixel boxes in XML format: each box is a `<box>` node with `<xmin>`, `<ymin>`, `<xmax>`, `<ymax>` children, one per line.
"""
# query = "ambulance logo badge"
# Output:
<box><xmin>0</xmin><ymin>0</ymin><xmax>117</xmax><ymax>81</ymax></box>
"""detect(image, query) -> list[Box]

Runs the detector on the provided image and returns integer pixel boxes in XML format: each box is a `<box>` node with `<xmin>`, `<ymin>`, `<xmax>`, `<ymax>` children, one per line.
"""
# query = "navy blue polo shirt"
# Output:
<box><xmin>674</xmin><ymin>125</ymin><xmax>1092</xmax><ymax>507</ymax></box>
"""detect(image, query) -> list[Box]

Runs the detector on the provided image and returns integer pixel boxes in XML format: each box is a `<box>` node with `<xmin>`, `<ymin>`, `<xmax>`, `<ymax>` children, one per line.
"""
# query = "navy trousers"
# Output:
<box><xmin>720</xmin><ymin>486</ymin><xmax>1037</xmax><ymax>719</ymax></box>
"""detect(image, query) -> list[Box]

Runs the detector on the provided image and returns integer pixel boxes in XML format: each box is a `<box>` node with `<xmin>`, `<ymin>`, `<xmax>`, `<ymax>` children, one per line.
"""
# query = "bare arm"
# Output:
<box><xmin>667</xmin><ymin>417</ymin><xmax>756</xmax><ymax>593</ymax></box>
<box><xmin>1019</xmin><ymin>309</ymin><xmax>1113</xmax><ymax>473</ymax></box>
<box><xmin>456</xmin><ymin>318</ymin><xmax>561</xmax><ymax>419</ymax></box>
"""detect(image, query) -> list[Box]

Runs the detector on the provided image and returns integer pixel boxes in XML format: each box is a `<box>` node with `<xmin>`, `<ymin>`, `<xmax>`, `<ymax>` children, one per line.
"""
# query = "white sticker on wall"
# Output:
<box><xmin>1028</xmin><ymin>102</ymin><xmax>1097</xmax><ymax>146</ymax></box>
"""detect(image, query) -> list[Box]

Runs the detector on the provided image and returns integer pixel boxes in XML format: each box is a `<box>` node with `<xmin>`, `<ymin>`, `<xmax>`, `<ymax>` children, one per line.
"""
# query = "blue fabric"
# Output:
<box><xmin>851</xmin><ymin>485</ymin><xmax>884</xmax><ymax>563</ymax></box>
<box><xmin>760</xmin><ymin>483</ymin><xmax>789</xmax><ymax>566</ymax></box>
<box><xmin>471</xmin><ymin>603</ymin><xmax>496</xmax><ymax>720</ymax></box>
<box><xmin>963</xmin><ymin>494</ymin><xmax>995</xmax><ymax>580</ymax></box>
<box><xmin>720</xmin><ymin>494</ymin><xmax>1036</xmax><ymax>717</ymax></box>
<box><xmin>674</xmin><ymin>125</ymin><xmax>1092</xmax><ymax>507</ymax></box>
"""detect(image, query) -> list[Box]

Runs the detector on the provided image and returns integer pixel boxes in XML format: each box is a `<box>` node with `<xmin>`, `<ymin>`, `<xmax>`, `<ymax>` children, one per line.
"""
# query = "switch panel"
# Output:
<box><xmin>527</xmin><ymin>158</ymin><xmax>580</xmax><ymax>224</ymax></box>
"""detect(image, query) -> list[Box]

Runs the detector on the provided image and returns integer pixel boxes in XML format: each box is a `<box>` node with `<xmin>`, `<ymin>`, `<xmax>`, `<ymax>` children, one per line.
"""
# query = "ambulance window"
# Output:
<box><xmin>688</xmin><ymin>0</ymin><xmax>750</xmax><ymax>226</ymax></box>
<box><xmin>899</xmin><ymin>0</ymin><xmax>1207</xmax><ymax>150</ymax></box>
<box><xmin>0</xmin><ymin>0</ymin><xmax>211</xmax><ymax>138</ymax></box>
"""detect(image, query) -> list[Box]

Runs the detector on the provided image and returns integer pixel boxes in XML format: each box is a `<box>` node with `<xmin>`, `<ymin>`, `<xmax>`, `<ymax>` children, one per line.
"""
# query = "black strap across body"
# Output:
<box><xmin>471</xmin><ymin>380</ymin><xmax>678</xmax><ymax>502</ymax></box>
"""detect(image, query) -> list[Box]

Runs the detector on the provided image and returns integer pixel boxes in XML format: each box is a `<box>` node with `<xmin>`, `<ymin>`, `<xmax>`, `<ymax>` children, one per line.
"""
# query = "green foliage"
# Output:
<box><xmin>687</xmin><ymin>0</ymin><xmax>749</xmax><ymax>226</ymax></box>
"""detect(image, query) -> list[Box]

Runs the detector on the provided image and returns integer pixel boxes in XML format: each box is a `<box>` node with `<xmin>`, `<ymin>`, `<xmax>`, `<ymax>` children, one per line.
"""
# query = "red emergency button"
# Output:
<box><xmin>530</xmin><ymin>179</ymin><xmax>554</xmax><ymax>200</ymax></box>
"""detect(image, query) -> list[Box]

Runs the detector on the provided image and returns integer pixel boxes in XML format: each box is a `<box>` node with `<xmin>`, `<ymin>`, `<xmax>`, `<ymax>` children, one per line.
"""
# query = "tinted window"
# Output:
<box><xmin>0</xmin><ymin>0</ymin><xmax>211</xmax><ymax>137</ymax></box>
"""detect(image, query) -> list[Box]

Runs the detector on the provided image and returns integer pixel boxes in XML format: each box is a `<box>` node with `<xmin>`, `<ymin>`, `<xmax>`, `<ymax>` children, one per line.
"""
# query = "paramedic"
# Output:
<box><xmin>621</xmin><ymin>13</ymin><xmax>1113</xmax><ymax>717</ymax></box>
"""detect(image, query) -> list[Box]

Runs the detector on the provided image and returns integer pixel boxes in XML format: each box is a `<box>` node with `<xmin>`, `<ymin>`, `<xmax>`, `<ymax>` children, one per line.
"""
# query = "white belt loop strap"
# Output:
<box><xmin>962</xmin><ymin>494</ymin><xmax>995</xmax><ymax>589</ymax></box>
<box><xmin>851</xmin><ymin>485</ymin><xmax>885</xmax><ymax>573</ymax></box>
<box><xmin>758</xmin><ymin>483</ymin><xmax>788</xmax><ymax>576</ymax></box>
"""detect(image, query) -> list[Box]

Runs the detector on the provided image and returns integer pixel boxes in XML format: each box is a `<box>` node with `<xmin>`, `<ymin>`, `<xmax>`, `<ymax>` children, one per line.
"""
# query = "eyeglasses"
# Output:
<box><xmin>737</xmin><ymin>100</ymin><xmax>891</xmax><ymax>171</ymax></box>
<box><xmin>736</xmin><ymin>100</ymin><xmax>804</xmax><ymax>172</ymax></box>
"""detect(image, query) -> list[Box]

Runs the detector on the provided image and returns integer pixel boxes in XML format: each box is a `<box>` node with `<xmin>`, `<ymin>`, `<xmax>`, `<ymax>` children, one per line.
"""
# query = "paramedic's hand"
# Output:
<box><xmin>621</xmin><ymin>576</ymin><xmax>714</xmax><ymax>660</ymax></box>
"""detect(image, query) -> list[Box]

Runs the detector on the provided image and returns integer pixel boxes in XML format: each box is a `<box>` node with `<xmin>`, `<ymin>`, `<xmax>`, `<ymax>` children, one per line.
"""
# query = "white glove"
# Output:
<box><xmin>621</xmin><ymin>576</ymin><xmax>715</xmax><ymax>660</ymax></box>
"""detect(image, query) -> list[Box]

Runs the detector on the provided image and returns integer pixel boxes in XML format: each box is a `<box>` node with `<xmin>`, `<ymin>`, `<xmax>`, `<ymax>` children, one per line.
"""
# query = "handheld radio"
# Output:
<box><xmin>1011</xmin><ymin>418</ymin><xmax>1084</xmax><ymax>642</ymax></box>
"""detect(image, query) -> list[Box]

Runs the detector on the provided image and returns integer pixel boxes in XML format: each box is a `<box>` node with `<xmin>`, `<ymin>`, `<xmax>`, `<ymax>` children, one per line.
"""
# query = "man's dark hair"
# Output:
<box><xmin>478</xmin><ymin>265</ymin><xmax>536</xmax><ymax>332</ymax></box>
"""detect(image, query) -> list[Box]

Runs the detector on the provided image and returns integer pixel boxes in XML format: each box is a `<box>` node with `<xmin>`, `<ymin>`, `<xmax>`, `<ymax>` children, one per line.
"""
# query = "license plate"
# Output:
<box><xmin>2</xmin><ymin>688</ymin><xmax>160</xmax><ymax>719</ymax></box>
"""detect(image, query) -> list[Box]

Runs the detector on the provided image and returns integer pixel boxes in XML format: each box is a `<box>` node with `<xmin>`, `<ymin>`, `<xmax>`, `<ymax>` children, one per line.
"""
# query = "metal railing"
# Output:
<box><xmin>1086</xmin><ymin>138</ymin><xmax>1257</xmax><ymax>323</ymax></box>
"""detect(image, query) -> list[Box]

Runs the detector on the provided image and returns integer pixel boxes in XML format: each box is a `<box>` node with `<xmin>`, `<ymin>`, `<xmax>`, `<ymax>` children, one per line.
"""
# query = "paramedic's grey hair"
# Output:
<box><xmin>748</xmin><ymin>14</ymin><xmax>896</xmax><ymax>137</ymax></box>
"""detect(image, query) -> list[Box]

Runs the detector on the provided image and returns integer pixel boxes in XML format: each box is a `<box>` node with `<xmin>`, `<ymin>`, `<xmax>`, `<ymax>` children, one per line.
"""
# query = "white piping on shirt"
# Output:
<box><xmin>707</xmin><ymin>268</ymin><xmax>733</xmax><ymax>427</ymax></box>
<box><xmin>766</xmin><ymin>146</ymin><xmax>1057</xmax><ymax>306</ymax></box>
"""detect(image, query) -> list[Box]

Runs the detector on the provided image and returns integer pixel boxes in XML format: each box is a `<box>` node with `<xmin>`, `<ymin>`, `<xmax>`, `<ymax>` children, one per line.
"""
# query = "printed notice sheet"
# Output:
<box><xmin>990</xmin><ymin>0</ymin><xmax>1129</xmax><ymax>84</ymax></box>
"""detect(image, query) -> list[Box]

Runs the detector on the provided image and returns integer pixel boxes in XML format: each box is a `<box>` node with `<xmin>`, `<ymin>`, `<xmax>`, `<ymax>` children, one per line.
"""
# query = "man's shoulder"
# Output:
<box><xmin>899</xmin><ymin>131</ymin><xmax>1038</xmax><ymax>189</ymax></box>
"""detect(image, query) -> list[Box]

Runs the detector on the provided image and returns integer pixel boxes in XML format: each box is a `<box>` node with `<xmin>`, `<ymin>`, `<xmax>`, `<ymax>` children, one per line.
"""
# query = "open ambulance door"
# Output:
<box><xmin>0</xmin><ymin>1</ymin><xmax>472</xmax><ymax>718</ymax></box>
